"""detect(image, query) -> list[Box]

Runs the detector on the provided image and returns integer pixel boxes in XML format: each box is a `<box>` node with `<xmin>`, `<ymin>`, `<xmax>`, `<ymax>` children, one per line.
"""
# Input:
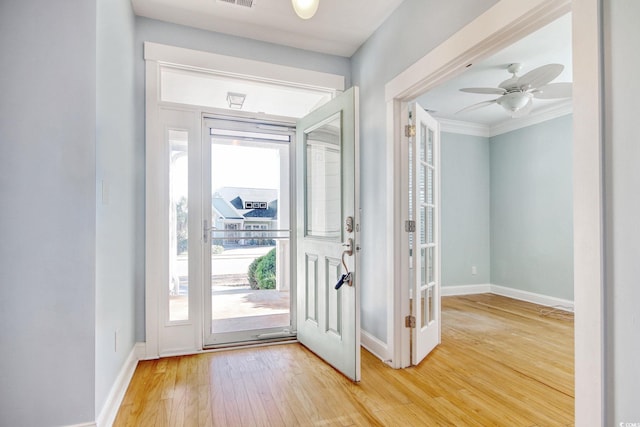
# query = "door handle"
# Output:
<box><xmin>342</xmin><ymin>238</ymin><xmax>353</xmax><ymax>256</ymax></box>
<box><xmin>335</xmin><ymin>238</ymin><xmax>354</xmax><ymax>289</ymax></box>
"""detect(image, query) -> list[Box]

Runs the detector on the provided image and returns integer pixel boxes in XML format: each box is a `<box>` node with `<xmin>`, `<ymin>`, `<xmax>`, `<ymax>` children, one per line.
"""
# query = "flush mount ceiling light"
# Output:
<box><xmin>292</xmin><ymin>0</ymin><xmax>319</xmax><ymax>19</ymax></box>
<box><xmin>226</xmin><ymin>92</ymin><xmax>246</xmax><ymax>109</ymax></box>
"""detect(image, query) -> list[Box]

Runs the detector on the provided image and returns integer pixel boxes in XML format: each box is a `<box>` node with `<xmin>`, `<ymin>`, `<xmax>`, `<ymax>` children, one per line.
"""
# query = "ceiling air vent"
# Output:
<box><xmin>218</xmin><ymin>0</ymin><xmax>255</xmax><ymax>7</ymax></box>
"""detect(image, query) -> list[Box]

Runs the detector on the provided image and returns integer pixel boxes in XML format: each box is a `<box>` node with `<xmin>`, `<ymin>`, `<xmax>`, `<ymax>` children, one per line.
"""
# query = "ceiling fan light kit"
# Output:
<box><xmin>457</xmin><ymin>63</ymin><xmax>572</xmax><ymax>118</ymax></box>
<box><xmin>497</xmin><ymin>92</ymin><xmax>532</xmax><ymax>112</ymax></box>
<box><xmin>292</xmin><ymin>0</ymin><xmax>319</xmax><ymax>19</ymax></box>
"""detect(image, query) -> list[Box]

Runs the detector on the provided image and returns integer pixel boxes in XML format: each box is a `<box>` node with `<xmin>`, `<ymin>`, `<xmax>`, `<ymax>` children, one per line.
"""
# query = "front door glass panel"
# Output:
<box><xmin>204</xmin><ymin>122</ymin><xmax>294</xmax><ymax>346</ymax></box>
<box><xmin>305</xmin><ymin>114</ymin><xmax>342</xmax><ymax>240</ymax></box>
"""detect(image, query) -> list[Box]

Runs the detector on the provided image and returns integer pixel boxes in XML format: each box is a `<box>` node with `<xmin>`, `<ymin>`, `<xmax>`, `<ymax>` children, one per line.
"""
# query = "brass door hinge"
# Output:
<box><xmin>405</xmin><ymin>315</ymin><xmax>416</xmax><ymax>328</ymax></box>
<box><xmin>405</xmin><ymin>220</ymin><xmax>416</xmax><ymax>232</ymax></box>
<box><xmin>405</xmin><ymin>124</ymin><xmax>416</xmax><ymax>137</ymax></box>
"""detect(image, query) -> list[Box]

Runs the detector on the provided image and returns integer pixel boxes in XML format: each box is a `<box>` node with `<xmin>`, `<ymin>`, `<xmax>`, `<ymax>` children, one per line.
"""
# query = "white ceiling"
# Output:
<box><xmin>133</xmin><ymin>1</ymin><xmax>571</xmax><ymax>127</ymax></box>
<box><xmin>131</xmin><ymin>0</ymin><xmax>405</xmax><ymax>57</ymax></box>
<box><xmin>416</xmin><ymin>13</ymin><xmax>572</xmax><ymax>128</ymax></box>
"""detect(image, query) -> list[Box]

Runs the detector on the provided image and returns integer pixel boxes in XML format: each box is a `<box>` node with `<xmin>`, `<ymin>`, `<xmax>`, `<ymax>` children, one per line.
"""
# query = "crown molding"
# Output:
<box><xmin>439</xmin><ymin>118</ymin><xmax>490</xmax><ymax>137</ymax></box>
<box><xmin>489</xmin><ymin>99</ymin><xmax>573</xmax><ymax>136</ymax></box>
<box><xmin>438</xmin><ymin>99</ymin><xmax>573</xmax><ymax>138</ymax></box>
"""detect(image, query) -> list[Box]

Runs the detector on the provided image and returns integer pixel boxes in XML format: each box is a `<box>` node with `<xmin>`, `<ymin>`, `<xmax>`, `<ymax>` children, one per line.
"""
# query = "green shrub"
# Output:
<box><xmin>248</xmin><ymin>248</ymin><xmax>276</xmax><ymax>290</ymax></box>
<box><xmin>248</xmin><ymin>257</ymin><xmax>259</xmax><ymax>289</ymax></box>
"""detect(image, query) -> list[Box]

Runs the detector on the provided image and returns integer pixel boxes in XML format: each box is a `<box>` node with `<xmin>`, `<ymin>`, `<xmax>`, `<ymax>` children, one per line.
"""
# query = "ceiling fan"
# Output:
<box><xmin>457</xmin><ymin>63</ymin><xmax>572</xmax><ymax>118</ymax></box>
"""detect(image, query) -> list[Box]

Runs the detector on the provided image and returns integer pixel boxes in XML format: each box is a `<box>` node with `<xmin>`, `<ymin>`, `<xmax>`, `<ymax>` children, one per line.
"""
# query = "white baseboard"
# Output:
<box><xmin>134</xmin><ymin>342</ymin><xmax>151</xmax><ymax>360</ymax></box>
<box><xmin>490</xmin><ymin>285</ymin><xmax>574</xmax><ymax>312</ymax></box>
<box><xmin>65</xmin><ymin>423</ymin><xmax>96</xmax><ymax>427</ymax></box>
<box><xmin>441</xmin><ymin>284</ymin><xmax>492</xmax><ymax>296</ymax></box>
<box><xmin>95</xmin><ymin>344</ymin><xmax>141</xmax><ymax>427</ymax></box>
<box><xmin>441</xmin><ymin>283</ymin><xmax>574</xmax><ymax>312</ymax></box>
<box><xmin>361</xmin><ymin>330</ymin><xmax>391</xmax><ymax>363</ymax></box>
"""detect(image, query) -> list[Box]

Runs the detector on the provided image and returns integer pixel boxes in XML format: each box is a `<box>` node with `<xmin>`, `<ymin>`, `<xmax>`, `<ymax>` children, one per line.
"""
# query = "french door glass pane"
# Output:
<box><xmin>420</xmin><ymin>123</ymin><xmax>427</xmax><ymax>163</ymax></box>
<box><xmin>420</xmin><ymin>206</ymin><xmax>426</xmax><ymax>245</ymax></box>
<box><xmin>427</xmin><ymin>285</ymin><xmax>435</xmax><ymax>323</ymax></box>
<box><xmin>427</xmin><ymin>207</ymin><xmax>434</xmax><ymax>244</ymax></box>
<box><xmin>427</xmin><ymin>128</ymin><xmax>434</xmax><ymax>166</ymax></box>
<box><xmin>421</xmin><ymin>288</ymin><xmax>428</xmax><ymax>328</ymax></box>
<box><xmin>419</xmin><ymin>164</ymin><xmax>426</xmax><ymax>204</ymax></box>
<box><xmin>427</xmin><ymin>246</ymin><xmax>434</xmax><ymax>284</ymax></box>
<box><xmin>169</xmin><ymin>129</ymin><xmax>189</xmax><ymax>321</ymax></box>
<box><xmin>427</xmin><ymin>167</ymin><xmax>434</xmax><ymax>205</ymax></box>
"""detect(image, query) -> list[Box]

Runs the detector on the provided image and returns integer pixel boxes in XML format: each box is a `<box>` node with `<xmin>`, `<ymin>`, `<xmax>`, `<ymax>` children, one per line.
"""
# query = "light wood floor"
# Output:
<box><xmin>115</xmin><ymin>294</ymin><xmax>574</xmax><ymax>426</ymax></box>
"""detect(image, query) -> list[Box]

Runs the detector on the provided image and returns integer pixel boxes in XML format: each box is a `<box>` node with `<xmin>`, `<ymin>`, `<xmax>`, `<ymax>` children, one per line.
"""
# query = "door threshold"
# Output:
<box><xmin>203</xmin><ymin>335</ymin><xmax>297</xmax><ymax>352</ymax></box>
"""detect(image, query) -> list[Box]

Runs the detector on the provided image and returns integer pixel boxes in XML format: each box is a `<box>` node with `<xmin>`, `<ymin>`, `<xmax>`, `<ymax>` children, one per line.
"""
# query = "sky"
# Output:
<box><xmin>212</xmin><ymin>143</ymin><xmax>280</xmax><ymax>191</ymax></box>
<box><xmin>171</xmin><ymin>142</ymin><xmax>282</xmax><ymax>200</ymax></box>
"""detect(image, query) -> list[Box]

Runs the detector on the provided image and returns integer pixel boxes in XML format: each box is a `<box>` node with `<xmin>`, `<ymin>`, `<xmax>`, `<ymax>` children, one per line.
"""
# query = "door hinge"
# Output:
<box><xmin>405</xmin><ymin>315</ymin><xmax>416</xmax><ymax>328</ymax></box>
<box><xmin>405</xmin><ymin>220</ymin><xmax>416</xmax><ymax>232</ymax></box>
<box><xmin>405</xmin><ymin>124</ymin><xmax>416</xmax><ymax>138</ymax></box>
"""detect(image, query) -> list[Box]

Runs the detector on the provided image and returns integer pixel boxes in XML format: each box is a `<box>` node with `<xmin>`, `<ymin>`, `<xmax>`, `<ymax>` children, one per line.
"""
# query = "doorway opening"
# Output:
<box><xmin>202</xmin><ymin>118</ymin><xmax>296</xmax><ymax>347</ymax></box>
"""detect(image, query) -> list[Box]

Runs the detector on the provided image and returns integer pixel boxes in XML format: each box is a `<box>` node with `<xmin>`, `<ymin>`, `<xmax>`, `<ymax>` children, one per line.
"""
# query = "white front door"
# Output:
<box><xmin>296</xmin><ymin>87</ymin><xmax>361</xmax><ymax>381</ymax></box>
<box><xmin>410</xmin><ymin>103</ymin><xmax>441</xmax><ymax>364</ymax></box>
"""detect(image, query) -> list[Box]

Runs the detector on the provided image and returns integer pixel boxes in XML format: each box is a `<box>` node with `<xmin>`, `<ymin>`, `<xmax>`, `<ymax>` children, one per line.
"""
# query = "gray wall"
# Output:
<box><xmin>490</xmin><ymin>115</ymin><xmax>574</xmax><ymax>300</ymax></box>
<box><xmin>0</xmin><ymin>1</ymin><xmax>97</xmax><ymax>425</ymax></box>
<box><xmin>351</xmin><ymin>0</ymin><xmax>498</xmax><ymax>343</ymax></box>
<box><xmin>133</xmin><ymin>17</ymin><xmax>352</xmax><ymax>340</ymax></box>
<box><xmin>441</xmin><ymin>132</ymin><xmax>491</xmax><ymax>286</ymax></box>
<box><xmin>96</xmin><ymin>0</ymin><xmax>138</xmax><ymax>416</ymax></box>
<box><xmin>603</xmin><ymin>0</ymin><xmax>640</xmax><ymax>423</ymax></box>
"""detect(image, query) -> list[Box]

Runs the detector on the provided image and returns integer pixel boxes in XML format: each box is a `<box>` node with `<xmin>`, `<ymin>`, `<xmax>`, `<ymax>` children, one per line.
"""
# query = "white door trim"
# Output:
<box><xmin>144</xmin><ymin>42</ymin><xmax>345</xmax><ymax>92</ymax></box>
<box><xmin>384</xmin><ymin>0</ymin><xmax>603</xmax><ymax>424</ymax></box>
<box><xmin>144</xmin><ymin>43</ymin><xmax>346</xmax><ymax>359</ymax></box>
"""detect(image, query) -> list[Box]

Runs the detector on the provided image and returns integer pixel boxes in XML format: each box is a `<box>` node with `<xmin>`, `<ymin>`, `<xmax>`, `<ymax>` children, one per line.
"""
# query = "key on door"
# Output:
<box><xmin>335</xmin><ymin>272</ymin><xmax>352</xmax><ymax>290</ymax></box>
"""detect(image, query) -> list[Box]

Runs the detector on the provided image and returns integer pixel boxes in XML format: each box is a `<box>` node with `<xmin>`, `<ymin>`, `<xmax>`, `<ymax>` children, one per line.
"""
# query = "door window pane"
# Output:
<box><xmin>419</xmin><ymin>164</ymin><xmax>426</xmax><ymax>204</ymax></box>
<box><xmin>420</xmin><ymin>123</ymin><xmax>427</xmax><ymax>163</ymax></box>
<box><xmin>305</xmin><ymin>114</ymin><xmax>341</xmax><ymax>240</ymax></box>
<box><xmin>421</xmin><ymin>288</ymin><xmax>428</xmax><ymax>328</ymax></box>
<box><xmin>427</xmin><ymin>128</ymin><xmax>434</xmax><ymax>165</ymax></box>
<box><xmin>427</xmin><ymin>285</ymin><xmax>435</xmax><ymax>323</ymax></box>
<box><xmin>427</xmin><ymin>246</ymin><xmax>435</xmax><ymax>284</ymax></box>
<box><xmin>427</xmin><ymin>207</ymin><xmax>434</xmax><ymax>244</ymax></box>
<box><xmin>427</xmin><ymin>167</ymin><xmax>434</xmax><ymax>205</ymax></box>
<box><xmin>169</xmin><ymin>129</ymin><xmax>189</xmax><ymax>321</ymax></box>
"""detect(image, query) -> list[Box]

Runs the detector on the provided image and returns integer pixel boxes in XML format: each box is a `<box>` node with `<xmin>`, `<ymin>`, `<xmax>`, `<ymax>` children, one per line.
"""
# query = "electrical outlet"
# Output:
<box><xmin>471</xmin><ymin>265</ymin><xmax>477</xmax><ymax>275</ymax></box>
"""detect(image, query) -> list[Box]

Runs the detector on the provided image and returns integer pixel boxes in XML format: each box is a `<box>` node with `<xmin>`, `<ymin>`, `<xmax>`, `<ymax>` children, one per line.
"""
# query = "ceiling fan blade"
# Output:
<box><xmin>459</xmin><ymin>87</ymin><xmax>506</xmax><ymax>95</ymax></box>
<box><xmin>517</xmin><ymin>64</ymin><xmax>564</xmax><ymax>90</ymax></box>
<box><xmin>533</xmin><ymin>82</ymin><xmax>572</xmax><ymax>99</ymax></box>
<box><xmin>511</xmin><ymin>97</ymin><xmax>534</xmax><ymax>118</ymax></box>
<box><xmin>456</xmin><ymin>99</ymin><xmax>497</xmax><ymax>114</ymax></box>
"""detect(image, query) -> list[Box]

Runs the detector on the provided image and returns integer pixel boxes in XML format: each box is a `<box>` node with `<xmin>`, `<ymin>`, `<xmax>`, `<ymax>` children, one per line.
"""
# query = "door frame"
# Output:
<box><xmin>144</xmin><ymin>42</ymin><xmax>346</xmax><ymax>358</ymax></box>
<box><xmin>385</xmin><ymin>0</ymin><xmax>603</xmax><ymax>424</ymax></box>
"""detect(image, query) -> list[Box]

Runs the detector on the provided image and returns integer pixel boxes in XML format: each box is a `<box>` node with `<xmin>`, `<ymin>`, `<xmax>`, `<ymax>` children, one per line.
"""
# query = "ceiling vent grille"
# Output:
<box><xmin>218</xmin><ymin>0</ymin><xmax>255</xmax><ymax>7</ymax></box>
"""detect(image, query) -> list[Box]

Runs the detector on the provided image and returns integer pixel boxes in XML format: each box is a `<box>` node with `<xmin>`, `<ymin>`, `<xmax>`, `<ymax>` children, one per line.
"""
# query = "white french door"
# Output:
<box><xmin>296</xmin><ymin>87</ymin><xmax>361</xmax><ymax>381</ymax></box>
<box><xmin>409</xmin><ymin>102</ymin><xmax>441</xmax><ymax>364</ymax></box>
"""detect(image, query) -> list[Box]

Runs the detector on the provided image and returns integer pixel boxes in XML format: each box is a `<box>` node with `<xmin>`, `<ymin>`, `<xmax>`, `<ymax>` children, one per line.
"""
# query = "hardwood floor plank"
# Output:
<box><xmin>115</xmin><ymin>294</ymin><xmax>574</xmax><ymax>426</ymax></box>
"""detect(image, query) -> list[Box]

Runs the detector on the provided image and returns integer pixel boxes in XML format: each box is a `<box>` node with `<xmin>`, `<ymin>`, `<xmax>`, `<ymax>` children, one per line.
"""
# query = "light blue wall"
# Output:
<box><xmin>351</xmin><ymin>0</ymin><xmax>499</xmax><ymax>342</ymax></box>
<box><xmin>96</xmin><ymin>0</ymin><xmax>137</xmax><ymax>416</ymax></box>
<box><xmin>603</xmin><ymin>0</ymin><xmax>640</xmax><ymax>423</ymax></box>
<box><xmin>441</xmin><ymin>132</ymin><xmax>491</xmax><ymax>286</ymax></box>
<box><xmin>490</xmin><ymin>115</ymin><xmax>574</xmax><ymax>300</ymax></box>
<box><xmin>133</xmin><ymin>17</ymin><xmax>352</xmax><ymax>340</ymax></box>
<box><xmin>0</xmin><ymin>1</ymin><xmax>97</xmax><ymax>425</ymax></box>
